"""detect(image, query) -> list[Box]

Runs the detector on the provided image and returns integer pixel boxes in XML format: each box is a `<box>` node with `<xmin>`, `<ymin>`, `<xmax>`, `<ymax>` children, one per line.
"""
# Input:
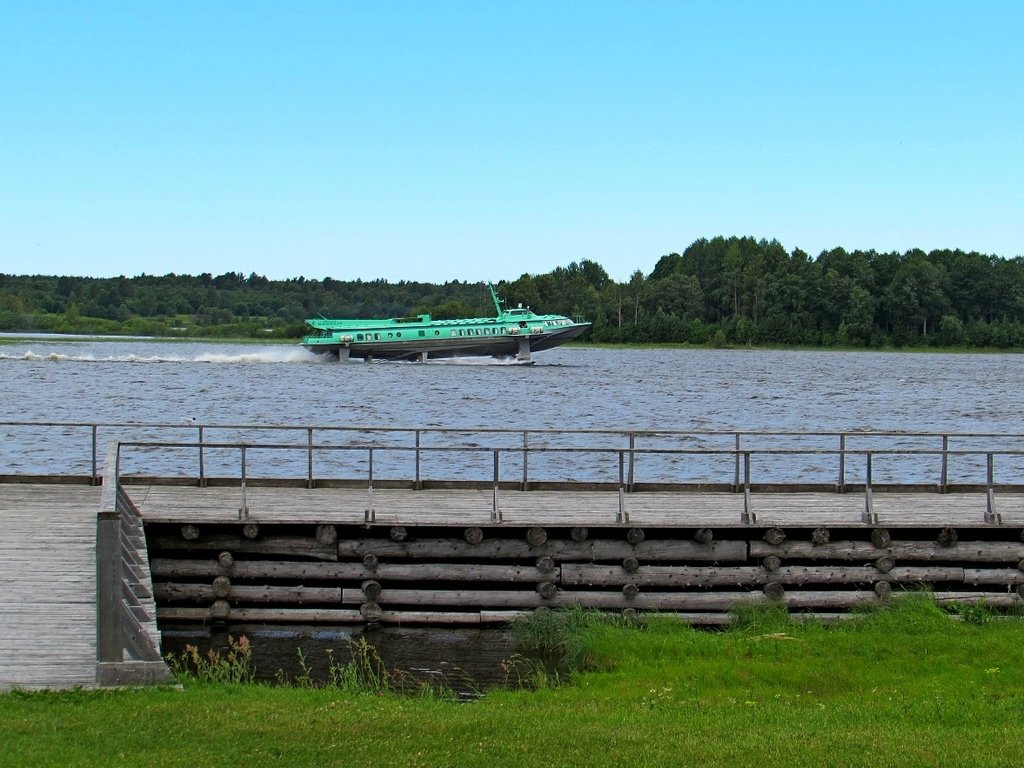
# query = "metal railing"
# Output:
<box><xmin>103</xmin><ymin>435</ymin><xmax>1021</xmax><ymax>526</ymax></box>
<box><xmin>5</xmin><ymin>420</ymin><xmax>1024</xmax><ymax>488</ymax></box>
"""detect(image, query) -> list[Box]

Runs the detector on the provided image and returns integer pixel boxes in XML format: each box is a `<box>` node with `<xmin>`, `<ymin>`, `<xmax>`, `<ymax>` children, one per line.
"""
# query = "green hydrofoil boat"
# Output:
<box><xmin>301</xmin><ymin>283</ymin><xmax>591</xmax><ymax>362</ymax></box>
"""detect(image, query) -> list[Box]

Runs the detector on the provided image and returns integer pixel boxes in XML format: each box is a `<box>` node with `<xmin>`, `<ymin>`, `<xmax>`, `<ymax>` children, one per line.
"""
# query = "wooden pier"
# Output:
<box><xmin>2</xmin><ymin>422</ymin><xmax>1024</xmax><ymax>689</ymax></box>
<box><xmin>0</xmin><ymin>457</ymin><xmax>168</xmax><ymax>691</ymax></box>
<box><xmin>0</xmin><ymin>485</ymin><xmax>101</xmax><ymax>690</ymax></box>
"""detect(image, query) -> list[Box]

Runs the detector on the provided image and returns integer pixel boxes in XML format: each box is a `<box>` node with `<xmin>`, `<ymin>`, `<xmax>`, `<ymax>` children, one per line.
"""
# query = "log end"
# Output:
<box><xmin>526</xmin><ymin>527</ymin><xmax>548</xmax><ymax>547</ymax></box>
<box><xmin>763</xmin><ymin>527</ymin><xmax>786</xmax><ymax>546</ymax></box>
<box><xmin>870</xmin><ymin>528</ymin><xmax>891</xmax><ymax>549</ymax></box>
<box><xmin>763</xmin><ymin>582</ymin><xmax>785</xmax><ymax>601</ymax></box>
<box><xmin>212</xmin><ymin>576</ymin><xmax>231</xmax><ymax>599</ymax></box>
<box><xmin>360</xmin><ymin>602</ymin><xmax>383</xmax><ymax>622</ymax></box>
<box><xmin>536</xmin><ymin>581</ymin><xmax>558</xmax><ymax>600</ymax></box>
<box><xmin>361</xmin><ymin>579</ymin><xmax>383</xmax><ymax>602</ymax></box>
<box><xmin>315</xmin><ymin>524</ymin><xmax>338</xmax><ymax>546</ymax></box>
<box><xmin>210</xmin><ymin>599</ymin><xmax>230</xmax><ymax>621</ymax></box>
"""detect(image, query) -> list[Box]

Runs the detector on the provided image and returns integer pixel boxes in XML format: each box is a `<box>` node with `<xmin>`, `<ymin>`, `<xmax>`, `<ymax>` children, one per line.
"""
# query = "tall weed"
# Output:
<box><xmin>324</xmin><ymin>637</ymin><xmax>390</xmax><ymax>695</ymax></box>
<box><xmin>165</xmin><ymin>635</ymin><xmax>254</xmax><ymax>684</ymax></box>
<box><xmin>511</xmin><ymin>606</ymin><xmax>606</xmax><ymax>671</ymax></box>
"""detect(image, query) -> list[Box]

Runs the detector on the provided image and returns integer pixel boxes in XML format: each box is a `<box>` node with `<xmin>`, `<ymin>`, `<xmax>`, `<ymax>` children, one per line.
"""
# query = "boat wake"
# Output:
<box><xmin>0</xmin><ymin>348</ymin><xmax>544</xmax><ymax>365</ymax></box>
<box><xmin>426</xmin><ymin>356</ymin><xmax>534</xmax><ymax>366</ymax></box>
<box><xmin>193</xmin><ymin>348</ymin><xmax>322</xmax><ymax>364</ymax></box>
<box><xmin>0</xmin><ymin>348</ymin><xmax>323</xmax><ymax>364</ymax></box>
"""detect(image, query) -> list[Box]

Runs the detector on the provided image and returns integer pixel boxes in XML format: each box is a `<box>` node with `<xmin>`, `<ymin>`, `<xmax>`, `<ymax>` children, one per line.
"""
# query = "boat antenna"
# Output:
<box><xmin>487</xmin><ymin>282</ymin><xmax>504</xmax><ymax>318</ymax></box>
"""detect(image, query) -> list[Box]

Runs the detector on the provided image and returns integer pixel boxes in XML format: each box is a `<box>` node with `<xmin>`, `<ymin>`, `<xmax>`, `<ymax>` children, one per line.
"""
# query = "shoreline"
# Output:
<box><xmin>4</xmin><ymin>331</ymin><xmax>1021</xmax><ymax>355</ymax></box>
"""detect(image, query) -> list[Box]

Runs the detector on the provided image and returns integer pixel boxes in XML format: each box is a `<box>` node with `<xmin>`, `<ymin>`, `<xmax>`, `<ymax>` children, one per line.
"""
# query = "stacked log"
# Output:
<box><xmin>148</xmin><ymin>522</ymin><xmax>1024</xmax><ymax>627</ymax></box>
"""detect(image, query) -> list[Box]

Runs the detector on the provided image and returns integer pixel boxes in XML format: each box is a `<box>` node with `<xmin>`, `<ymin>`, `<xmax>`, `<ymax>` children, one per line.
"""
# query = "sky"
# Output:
<box><xmin>1</xmin><ymin>1</ymin><xmax>1021</xmax><ymax>283</ymax></box>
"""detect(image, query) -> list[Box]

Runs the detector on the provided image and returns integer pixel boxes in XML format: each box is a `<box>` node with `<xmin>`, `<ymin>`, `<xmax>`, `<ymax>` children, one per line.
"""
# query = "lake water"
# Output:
<box><xmin>2</xmin><ymin>336</ymin><xmax>1024</xmax><ymax>485</ymax></box>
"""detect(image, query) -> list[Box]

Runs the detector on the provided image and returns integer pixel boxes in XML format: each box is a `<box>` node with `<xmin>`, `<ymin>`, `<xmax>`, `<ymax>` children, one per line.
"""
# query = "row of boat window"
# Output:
<box><xmin>355</xmin><ymin>327</ymin><xmax>515</xmax><ymax>341</ymax></box>
<box><xmin>355</xmin><ymin>331</ymin><xmax>428</xmax><ymax>341</ymax></box>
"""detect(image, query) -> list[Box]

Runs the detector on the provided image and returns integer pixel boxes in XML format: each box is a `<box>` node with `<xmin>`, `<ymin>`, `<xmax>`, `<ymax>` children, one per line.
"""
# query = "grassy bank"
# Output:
<box><xmin>573</xmin><ymin>339</ymin><xmax>1024</xmax><ymax>355</ymax></box>
<box><xmin>3</xmin><ymin>599</ymin><xmax>1023</xmax><ymax>767</ymax></box>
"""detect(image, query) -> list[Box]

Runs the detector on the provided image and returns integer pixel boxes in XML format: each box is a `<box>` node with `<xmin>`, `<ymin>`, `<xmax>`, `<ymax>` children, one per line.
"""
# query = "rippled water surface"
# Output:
<box><xmin>2</xmin><ymin>336</ymin><xmax>1023</xmax><ymax>484</ymax></box>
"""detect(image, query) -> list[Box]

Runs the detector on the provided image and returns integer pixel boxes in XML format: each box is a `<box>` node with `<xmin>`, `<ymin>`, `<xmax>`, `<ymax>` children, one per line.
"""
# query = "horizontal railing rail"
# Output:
<box><xmin>5</xmin><ymin>420</ymin><xmax>1024</xmax><ymax>496</ymax></box>
<box><xmin>107</xmin><ymin>437</ymin><xmax>1024</xmax><ymax>525</ymax></box>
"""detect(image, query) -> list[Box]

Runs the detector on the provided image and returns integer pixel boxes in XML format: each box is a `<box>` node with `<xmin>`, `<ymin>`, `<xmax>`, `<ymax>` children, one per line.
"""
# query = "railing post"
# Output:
<box><xmin>491</xmin><ymin>449</ymin><xmax>501</xmax><ymax>523</ymax></box>
<box><xmin>307</xmin><ymin>427</ymin><xmax>314</xmax><ymax>489</ymax></box>
<box><xmin>198</xmin><ymin>426</ymin><xmax>206</xmax><ymax>488</ymax></box>
<box><xmin>741</xmin><ymin>451</ymin><xmax>755</xmax><ymax>524</ymax></box>
<box><xmin>985</xmin><ymin>452</ymin><xmax>1000</xmax><ymax>524</ymax></box>
<box><xmin>862</xmin><ymin>452</ymin><xmax>877</xmax><ymax>524</ymax></box>
<box><xmin>940</xmin><ymin>435</ymin><xmax>949</xmax><ymax>493</ymax></box>
<box><xmin>415</xmin><ymin>430</ymin><xmax>422</xmax><ymax>490</ymax></box>
<box><xmin>733</xmin><ymin>433</ymin><xmax>741</xmax><ymax>491</ymax></box>
<box><xmin>90</xmin><ymin>425</ymin><xmax>98</xmax><ymax>486</ymax></box>
<box><xmin>365</xmin><ymin>447</ymin><xmax>375</xmax><ymax>524</ymax></box>
<box><xmin>521</xmin><ymin>431</ymin><xmax>529</xmax><ymax>491</ymax></box>
<box><xmin>239</xmin><ymin>445</ymin><xmax>249</xmax><ymax>519</ymax></box>
<box><xmin>838</xmin><ymin>433</ymin><xmax>846</xmax><ymax>493</ymax></box>
<box><xmin>617</xmin><ymin>450</ymin><xmax>628</xmax><ymax>524</ymax></box>
<box><xmin>627</xmin><ymin>433</ymin><xmax>636</xmax><ymax>491</ymax></box>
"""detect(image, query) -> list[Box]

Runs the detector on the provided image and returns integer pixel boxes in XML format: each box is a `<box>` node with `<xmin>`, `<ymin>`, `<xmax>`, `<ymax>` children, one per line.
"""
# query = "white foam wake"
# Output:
<box><xmin>427</xmin><ymin>356</ymin><xmax>531</xmax><ymax>366</ymax></box>
<box><xmin>193</xmin><ymin>348</ymin><xmax>322</xmax><ymax>364</ymax></box>
<box><xmin>0</xmin><ymin>347</ymin><xmax>323</xmax><ymax>364</ymax></box>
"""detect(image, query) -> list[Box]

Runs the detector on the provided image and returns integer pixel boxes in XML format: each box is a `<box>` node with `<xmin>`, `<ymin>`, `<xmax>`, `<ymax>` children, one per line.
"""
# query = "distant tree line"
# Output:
<box><xmin>0</xmin><ymin>272</ymin><xmax>496</xmax><ymax>339</ymax></box>
<box><xmin>2</xmin><ymin>236</ymin><xmax>1023</xmax><ymax>348</ymax></box>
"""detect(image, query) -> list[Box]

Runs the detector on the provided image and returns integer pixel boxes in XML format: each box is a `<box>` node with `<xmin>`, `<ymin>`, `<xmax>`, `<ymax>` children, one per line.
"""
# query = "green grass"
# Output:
<box><xmin>3</xmin><ymin>598</ymin><xmax>1024</xmax><ymax>767</ymax></box>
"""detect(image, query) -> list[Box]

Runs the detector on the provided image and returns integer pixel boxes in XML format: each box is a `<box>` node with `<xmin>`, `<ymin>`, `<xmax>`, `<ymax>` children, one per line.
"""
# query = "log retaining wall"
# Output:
<box><xmin>149</xmin><ymin>520</ymin><xmax>1024</xmax><ymax>628</ymax></box>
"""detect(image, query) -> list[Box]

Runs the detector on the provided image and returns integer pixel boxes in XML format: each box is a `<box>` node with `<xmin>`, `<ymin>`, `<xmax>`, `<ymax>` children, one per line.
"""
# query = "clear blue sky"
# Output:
<box><xmin>1</xmin><ymin>1</ymin><xmax>1021</xmax><ymax>282</ymax></box>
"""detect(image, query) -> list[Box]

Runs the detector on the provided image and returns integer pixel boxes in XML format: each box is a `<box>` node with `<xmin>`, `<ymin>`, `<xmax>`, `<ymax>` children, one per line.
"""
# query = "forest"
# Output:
<box><xmin>2</xmin><ymin>236</ymin><xmax>1024</xmax><ymax>349</ymax></box>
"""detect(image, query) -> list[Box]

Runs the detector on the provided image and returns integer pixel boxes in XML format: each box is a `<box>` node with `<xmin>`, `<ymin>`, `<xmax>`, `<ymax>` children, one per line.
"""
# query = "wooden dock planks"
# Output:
<box><xmin>0</xmin><ymin>485</ymin><xmax>101</xmax><ymax>690</ymax></box>
<box><xmin>128</xmin><ymin>484</ymin><xmax>1024</xmax><ymax>528</ymax></box>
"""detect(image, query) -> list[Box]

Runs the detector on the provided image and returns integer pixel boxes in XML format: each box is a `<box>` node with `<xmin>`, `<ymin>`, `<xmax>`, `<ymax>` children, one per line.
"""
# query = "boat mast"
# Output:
<box><xmin>487</xmin><ymin>282</ymin><xmax>504</xmax><ymax>318</ymax></box>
